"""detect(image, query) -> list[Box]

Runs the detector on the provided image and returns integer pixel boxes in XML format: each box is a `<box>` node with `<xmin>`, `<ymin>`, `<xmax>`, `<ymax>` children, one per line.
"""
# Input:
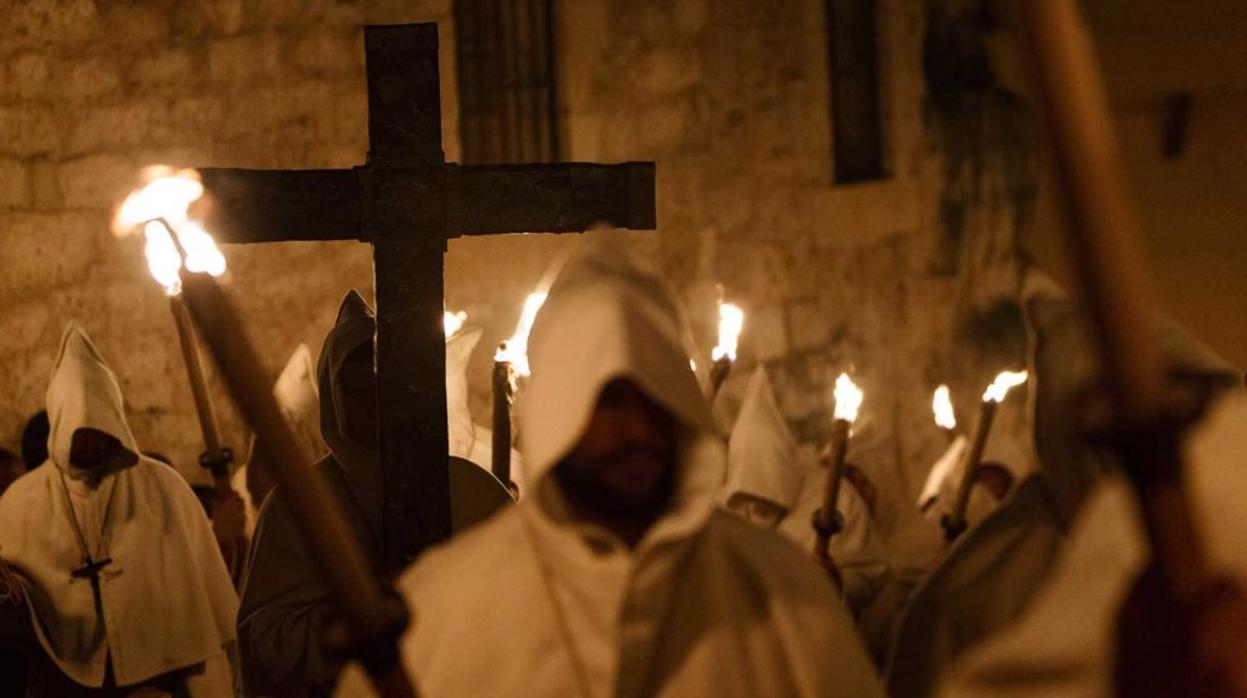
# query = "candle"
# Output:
<box><xmin>942</xmin><ymin>370</ymin><xmax>1028</xmax><ymax>541</ymax></box>
<box><xmin>709</xmin><ymin>301</ymin><xmax>744</xmax><ymax>399</ymax></box>
<box><xmin>813</xmin><ymin>373</ymin><xmax>863</xmax><ymax>560</ymax></box>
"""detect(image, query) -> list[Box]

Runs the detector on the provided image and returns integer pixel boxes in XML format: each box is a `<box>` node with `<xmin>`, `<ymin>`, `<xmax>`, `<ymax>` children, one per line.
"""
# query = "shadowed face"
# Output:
<box><xmin>555</xmin><ymin>378</ymin><xmax>679</xmax><ymax>521</ymax></box>
<box><xmin>69</xmin><ymin>428</ymin><xmax>125</xmax><ymax>474</ymax></box>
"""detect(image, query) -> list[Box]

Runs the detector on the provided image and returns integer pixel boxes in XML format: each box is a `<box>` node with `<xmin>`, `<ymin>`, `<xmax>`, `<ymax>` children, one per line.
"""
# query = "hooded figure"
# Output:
<box><xmin>718</xmin><ymin>367</ymin><xmax>892</xmax><ymax>616</ymax></box>
<box><xmin>375</xmin><ymin>239</ymin><xmax>884</xmax><ymax>698</ymax></box>
<box><xmin>238</xmin><ymin>290</ymin><xmax>511</xmax><ymax>698</ymax></box>
<box><xmin>719</xmin><ymin>366</ymin><xmax>805</xmax><ymax>525</ymax></box>
<box><xmin>938</xmin><ymin>386</ymin><xmax>1247</xmax><ymax>698</ymax></box>
<box><xmin>884</xmin><ymin>270</ymin><xmax>1242</xmax><ymax>698</ymax></box>
<box><xmin>0</xmin><ymin>323</ymin><xmax>237</xmax><ymax>695</ymax></box>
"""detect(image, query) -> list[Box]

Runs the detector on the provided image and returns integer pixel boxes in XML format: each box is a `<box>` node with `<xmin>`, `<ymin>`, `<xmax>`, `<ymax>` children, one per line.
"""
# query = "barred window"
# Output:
<box><xmin>454</xmin><ymin>0</ymin><xmax>561</xmax><ymax>164</ymax></box>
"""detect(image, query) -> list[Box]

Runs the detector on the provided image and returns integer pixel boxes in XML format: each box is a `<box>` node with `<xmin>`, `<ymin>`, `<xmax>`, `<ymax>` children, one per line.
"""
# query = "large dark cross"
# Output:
<box><xmin>193</xmin><ymin>23</ymin><xmax>655</xmax><ymax>569</ymax></box>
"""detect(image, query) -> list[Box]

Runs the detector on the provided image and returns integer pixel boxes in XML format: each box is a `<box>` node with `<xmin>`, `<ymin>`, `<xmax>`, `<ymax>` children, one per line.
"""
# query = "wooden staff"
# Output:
<box><xmin>1018</xmin><ymin>0</ymin><xmax>1206</xmax><ymax>599</ymax></box>
<box><xmin>178</xmin><ymin>271</ymin><xmax>417</xmax><ymax>698</ymax></box>
<box><xmin>168</xmin><ymin>294</ymin><xmax>233</xmax><ymax>495</ymax></box>
<box><xmin>812</xmin><ymin>418</ymin><xmax>851</xmax><ymax>558</ymax></box>
<box><xmin>941</xmin><ymin>398</ymin><xmax>996</xmax><ymax>541</ymax></box>
<box><xmin>491</xmin><ymin>349</ymin><xmax>513</xmax><ymax>488</ymax></box>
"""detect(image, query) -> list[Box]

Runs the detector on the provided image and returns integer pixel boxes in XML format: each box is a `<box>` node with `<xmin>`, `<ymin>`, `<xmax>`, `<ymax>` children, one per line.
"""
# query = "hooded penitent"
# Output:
<box><xmin>388</xmin><ymin>238</ymin><xmax>884</xmax><ymax>698</ymax></box>
<box><xmin>720</xmin><ymin>366</ymin><xmax>805</xmax><ymax>519</ymax></box>
<box><xmin>239</xmin><ymin>291</ymin><xmax>511</xmax><ymax>696</ymax></box>
<box><xmin>0</xmin><ymin>323</ymin><xmax>237</xmax><ymax>691</ymax></box>
<box><xmin>885</xmin><ymin>268</ymin><xmax>1243</xmax><ymax>698</ymax></box>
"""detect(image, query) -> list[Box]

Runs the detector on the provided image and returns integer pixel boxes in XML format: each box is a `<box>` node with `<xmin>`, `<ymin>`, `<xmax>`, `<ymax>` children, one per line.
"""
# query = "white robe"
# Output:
<box><xmin>937</xmin><ymin>389</ymin><xmax>1247</xmax><ymax>698</ymax></box>
<box><xmin>338</xmin><ymin>237</ymin><xmax>883</xmax><ymax>697</ymax></box>
<box><xmin>0</xmin><ymin>323</ymin><xmax>237</xmax><ymax>694</ymax></box>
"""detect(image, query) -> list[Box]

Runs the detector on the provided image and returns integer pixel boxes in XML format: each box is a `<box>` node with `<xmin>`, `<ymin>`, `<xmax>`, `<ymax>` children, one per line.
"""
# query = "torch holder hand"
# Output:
<box><xmin>940</xmin><ymin>513</ymin><xmax>968</xmax><ymax>542</ymax></box>
<box><xmin>198</xmin><ymin>447</ymin><xmax>235</xmax><ymax>480</ymax></box>
<box><xmin>322</xmin><ymin>586</ymin><xmax>412</xmax><ymax>677</ymax></box>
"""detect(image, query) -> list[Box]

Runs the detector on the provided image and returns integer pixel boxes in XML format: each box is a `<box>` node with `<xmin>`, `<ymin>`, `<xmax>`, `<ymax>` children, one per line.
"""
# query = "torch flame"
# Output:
<box><xmin>933</xmin><ymin>385</ymin><xmax>957</xmax><ymax>429</ymax></box>
<box><xmin>443</xmin><ymin>310</ymin><xmax>467</xmax><ymax>338</ymax></box>
<box><xmin>143</xmin><ymin>221</ymin><xmax>183</xmax><ymax>296</ymax></box>
<box><xmin>176</xmin><ymin>220</ymin><xmax>226</xmax><ymax>277</ymax></box>
<box><xmin>711</xmin><ymin>302</ymin><xmax>745</xmax><ymax>362</ymax></box>
<box><xmin>114</xmin><ymin>166</ymin><xmax>204</xmax><ymax>234</ymax></box>
<box><xmin>983</xmin><ymin>370</ymin><xmax>1029</xmax><ymax>403</ymax></box>
<box><xmin>833</xmin><ymin>373</ymin><xmax>864</xmax><ymax>423</ymax></box>
<box><xmin>495</xmin><ymin>292</ymin><xmax>548</xmax><ymax>375</ymax></box>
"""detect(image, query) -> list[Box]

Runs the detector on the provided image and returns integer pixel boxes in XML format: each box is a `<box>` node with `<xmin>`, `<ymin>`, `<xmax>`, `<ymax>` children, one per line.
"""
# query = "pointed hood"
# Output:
<box><xmin>518</xmin><ymin>238</ymin><xmax>715</xmax><ymax>487</ymax></box>
<box><xmin>274</xmin><ymin>342</ymin><xmax>325</xmax><ymax>462</ymax></box>
<box><xmin>45</xmin><ymin>323</ymin><xmax>139</xmax><ymax>479</ymax></box>
<box><xmin>0</xmin><ymin>323</ymin><xmax>237</xmax><ymax>688</ymax></box>
<box><xmin>318</xmin><ymin>290</ymin><xmax>377</xmax><ymax>474</ymax></box>
<box><xmin>1022</xmin><ymin>269</ymin><xmax>1243</xmax><ymax>523</ymax></box>
<box><xmin>446</xmin><ymin>325</ymin><xmax>484</xmax><ymax>461</ymax></box>
<box><xmin>722</xmin><ymin>367</ymin><xmax>804</xmax><ymax>512</ymax></box>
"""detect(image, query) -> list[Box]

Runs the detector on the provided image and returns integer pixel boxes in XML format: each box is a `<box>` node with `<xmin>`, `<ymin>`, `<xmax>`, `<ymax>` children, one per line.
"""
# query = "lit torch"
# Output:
<box><xmin>942</xmin><ymin>370</ymin><xmax>1028</xmax><ymax>541</ymax></box>
<box><xmin>813</xmin><ymin>373</ymin><xmax>864</xmax><ymax>560</ymax></box>
<box><xmin>120</xmin><ymin>171</ymin><xmax>235</xmax><ymax>495</ymax></box>
<box><xmin>709</xmin><ymin>301</ymin><xmax>744</xmax><ymax>400</ymax></box>
<box><xmin>116</xmin><ymin>168</ymin><xmax>417</xmax><ymax>698</ymax></box>
<box><xmin>492</xmin><ymin>292</ymin><xmax>547</xmax><ymax>489</ymax></box>
<box><xmin>443</xmin><ymin>309</ymin><xmax>467</xmax><ymax>339</ymax></box>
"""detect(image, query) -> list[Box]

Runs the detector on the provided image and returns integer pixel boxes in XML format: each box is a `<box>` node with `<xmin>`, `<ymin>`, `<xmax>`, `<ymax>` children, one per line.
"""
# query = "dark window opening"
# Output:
<box><xmin>826</xmin><ymin>0</ymin><xmax>887</xmax><ymax>183</ymax></box>
<box><xmin>454</xmin><ymin>0</ymin><xmax>561</xmax><ymax>164</ymax></box>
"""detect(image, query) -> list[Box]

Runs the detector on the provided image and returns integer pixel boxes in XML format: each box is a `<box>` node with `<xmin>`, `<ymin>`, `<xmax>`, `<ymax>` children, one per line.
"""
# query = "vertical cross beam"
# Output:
<box><xmin>364</xmin><ymin>25</ymin><xmax>452</xmax><ymax>567</ymax></box>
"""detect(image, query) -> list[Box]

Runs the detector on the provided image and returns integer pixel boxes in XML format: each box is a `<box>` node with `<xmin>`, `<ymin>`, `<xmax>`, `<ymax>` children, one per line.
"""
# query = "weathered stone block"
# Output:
<box><xmin>208</xmin><ymin>33</ymin><xmax>282</xmax><ymax>85</ymax></box>
<box><xmin>131</xmin><ymin>47</ymin><xmax>197</xmax><ymax>85</ymax></box>
<box><xmin>632</xmin><ymin>47</ymin><xmax>702</xmax><ymax>95</ymax></box>
<box><xmin>0</xmin><ymin>211</ymin><xmax>102</xmax><ymax>297</ymax></box>
<box><xmin>788</xmin><ymin>299</ymin><xmax>830</xmax><ymax>351</ymax></box>
<box><xmin>0</xmin><ymin>107</ymin><xmax>60</xmax><ymax>157</ymax></box>
<box><xmin>29</xmin><ymin>159</ymin><xmax>62</xmax><ymax>210</ymax></box>
<box><xmin>289</xmin><ymin>27</ymin><xmax>361</xmax><ymax>75</ymax></box>
<box><xmin>57</xmin><ymin>154</ymin><xmax>135</xmax><ymax>208</ymax></box>
<box><xmin>64</xmin><ymin>56</ymin><xmax>122</xmax><ymax>99</ymax></box>
<box><xmin>4</xmin><ymin>50</ymin><xmax>53</xmax><ymax>99</ymax></box>
<box><xmin>0</xmin><ymin>158</ymin><xmax>31</xmax><ymax>208</ymax></box>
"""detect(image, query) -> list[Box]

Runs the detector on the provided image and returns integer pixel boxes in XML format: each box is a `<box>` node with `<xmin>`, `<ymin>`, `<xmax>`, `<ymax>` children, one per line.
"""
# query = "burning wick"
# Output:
<box><xmin>709</xmin><ymin>302</ymin><xmax>744</xmax><ymax>399</ymax></box>
<box><xmin>813</xmin><ymin>373</ymin><xmax>864</xmax><ymax>562</ymax></box>
<box><xmin>124</xmin><ymin>171</ymin><xmax>234</xmax><ymax>499</ymax></box>
<box><xmin>942</xmin><ymin>370</ymin><xmax>1029</xmax><ymax>541</ymax></box>
<box><xmin>495</xmin><ymin>292</ymin><xmax>547</xmax><ymax>377</ymax></box>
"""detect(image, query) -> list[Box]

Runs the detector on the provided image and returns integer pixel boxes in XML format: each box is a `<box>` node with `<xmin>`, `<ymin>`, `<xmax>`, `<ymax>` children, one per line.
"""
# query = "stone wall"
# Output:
<box><xmin>0</xmin><ymin>0</ymin><xmax>1042</xmax><ymax>545</ymax></box>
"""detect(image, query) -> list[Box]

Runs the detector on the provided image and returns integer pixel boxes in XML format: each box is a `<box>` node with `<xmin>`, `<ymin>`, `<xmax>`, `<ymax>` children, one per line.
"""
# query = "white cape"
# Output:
<box><xmin>339</xmin><ymin>238</ymin><xmax>883</xmax><ymax>697</ymax></box>
<box><xmin>0</xmin><ymin>324</ymin><xmax>237</xmax><ymax>690</ymax></box>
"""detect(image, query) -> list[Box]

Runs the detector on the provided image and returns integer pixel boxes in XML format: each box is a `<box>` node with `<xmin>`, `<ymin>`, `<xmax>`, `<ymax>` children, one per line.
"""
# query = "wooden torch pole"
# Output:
<box><xmin>1018</xmin><ymin>0</ymin><xmax>1207</xmax><ymax>599</ymax></box>
<box><xmin>942</xmin><ymin>398</ymin><xmax>997</xmax><ymax>541</ymax></box>
<box><xmin>178</xmin><ymin>271</ymin><xmax>417</xmax><ymax>698</ymax></box>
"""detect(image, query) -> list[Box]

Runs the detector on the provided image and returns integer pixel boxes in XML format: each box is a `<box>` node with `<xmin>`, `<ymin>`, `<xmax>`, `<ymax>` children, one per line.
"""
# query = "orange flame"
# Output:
<box><xmin>443</xmin><ymin>310</ymin><xmax>467</xmax><ymax>339</ymax></box>
<box><xmin>119</xmin><ymin>166</ymin><xmax>228</xmax><ymax>292</ymax></box>
<box><xmin>833</xmin><ymin>373</ymin><xmax>864</xmax><ymax>423</ymax></box>
<box><xmin>933</xmin><ymin>385</ymin><xmax>957</xmax><ymax>429</ymax></box>
<box><xmin>711</xmin><ymin>302</ymin><xmax>745</xmax><ymax>362</ymax></box>
<box><xmin>983</xmin><ymin>370</ymin><xmax>1029</xmax><ymax>403</ymax></box>
<box><xmin>495</xmin><ymin>292</ymin><xmax>547</xmax><ymax>375</ymax></box>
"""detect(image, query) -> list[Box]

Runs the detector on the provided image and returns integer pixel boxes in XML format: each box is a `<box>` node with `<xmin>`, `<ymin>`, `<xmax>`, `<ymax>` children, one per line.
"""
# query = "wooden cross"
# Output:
<box><xmin>193</xmin><ymin>23</ymin><xmax>656</xmax><ymax>569</ymax></box>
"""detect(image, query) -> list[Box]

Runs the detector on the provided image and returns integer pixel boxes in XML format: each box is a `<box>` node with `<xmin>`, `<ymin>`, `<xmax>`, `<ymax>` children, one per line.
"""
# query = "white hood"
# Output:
<box><xmin>721</xmin><ymin>366</ymin><xmax>804</xmax><ymax>512</ymax></box>
<box><xmin>274</xmin><ymin>342</ymin><xmax>326</xmax><ymax>462</ymax></box>
<box><xmin>0</xmin><ymin>323</ymin><xmax>237</xmax><ymax>688</ymax></box>
<box><xmin>518</xmin><ymin>237</ymin><xmax>716</xmax><ymax>487</ymax></box>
